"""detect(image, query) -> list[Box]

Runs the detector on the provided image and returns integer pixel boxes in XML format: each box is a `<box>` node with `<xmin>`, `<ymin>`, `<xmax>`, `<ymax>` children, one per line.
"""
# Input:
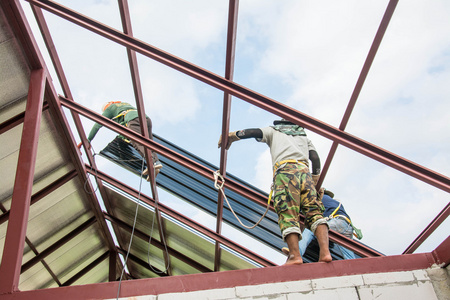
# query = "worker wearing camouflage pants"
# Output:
<box><xmin>218</xmin><ymin>119</ymin><xmax>332</xmax><ymax>265</ymax></box>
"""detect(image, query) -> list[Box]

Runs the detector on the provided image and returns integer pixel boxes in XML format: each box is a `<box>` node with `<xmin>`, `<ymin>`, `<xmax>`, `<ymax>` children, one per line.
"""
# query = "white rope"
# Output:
<box><xmin>213</xmin><ymin>170</ymin><xmax>271</xmax><ymax>229</ymax></box>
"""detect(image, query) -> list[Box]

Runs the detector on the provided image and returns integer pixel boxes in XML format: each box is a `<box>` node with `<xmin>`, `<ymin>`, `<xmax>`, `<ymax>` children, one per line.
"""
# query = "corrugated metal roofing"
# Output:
<box><xmin>0</xmin><ymin>5</ymin><xmax>112</xmax><ymax>290</ymax></box>
<box><xmin>100</xmin><ymin>135</ymin><xmax>368</xmax><ymax>264</ymax></box>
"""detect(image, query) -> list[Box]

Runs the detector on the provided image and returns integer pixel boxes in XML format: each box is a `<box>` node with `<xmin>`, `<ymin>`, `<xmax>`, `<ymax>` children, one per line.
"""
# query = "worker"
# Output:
<box><xmin>283</xmin><ymin>188</ymin><xmax>357</xmax><ymax>260</ymax></box>
<box><xmin>80</xmin><ymin>101</ymin><xmax>162</xmax><ymax>177</ymax></box>
<box><xmin>218</xmin><ymin>119</ymin><xmax>332</xmax><ymax>265</ymax></box>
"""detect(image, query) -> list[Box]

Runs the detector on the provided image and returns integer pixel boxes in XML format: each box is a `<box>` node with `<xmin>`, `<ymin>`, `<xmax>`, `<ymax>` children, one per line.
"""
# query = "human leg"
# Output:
<box><xmin>284</xmin><ymin>233</ymin><xmax>303</xmax><ymax>265</ymax></box>
<box><xmin>298</xmin><ymin>228</ymin><xmax>315</xmax><ymax>256</ymax></box>
<box><xmin>273</xmin><ymin>165</ymin><xmax>303</xmax><ymax>265</ymax></box>
<box><xmin>127</xmin><ymin>118</ymin><xmax>161</xmax><ymax>176</ymax></box>
<box><xmin>299</xmin><ymin>168</ymin><xmax>331</xmax><ymax>263</ymax></box>
<box><xmin>314</xmin><ymin>224</ymin><xmax>332</xmax><ymax>262</ymax></box>
<box><xmin>328</xmin><ymin>218</ymin><xmax>355</xmax><ymax>259</ymax></box>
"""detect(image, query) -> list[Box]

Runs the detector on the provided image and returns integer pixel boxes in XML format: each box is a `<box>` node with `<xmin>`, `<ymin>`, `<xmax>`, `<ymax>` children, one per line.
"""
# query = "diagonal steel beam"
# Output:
<box><xmin>117</xmin><ymin>0</ymin><xmax>170</xmax><ymax>275</ymax></box>
<box><xmin>29</xmin><ymin>3</ymin><xmax>118</xmax><ymax>255</ymax></box>
<box><xmin>0</xmin><ymin>169</ymin><xmax>77</xmax><ymax>225</ymax></box>
<box><xmin>25</xmin><ymin>237</ymin><xmax>62</xmax><ymax>286</ymax></box>
<box><xmin>27</xmin><ymin>0</ymin><xmax>450</xmax><ymax>194</ymax></box>
<box><xmin>0</xmin><ymin>102</ymin><xmax>49</xmax><ymax>135</ymax></box>
<box><xmin>21</xmin><ymin>216</ymin><xmax>96</xmax><ymax>273</ymax></box>
<box><xmin>61</xmin><ymin>251</ymin><xmax>109</xmax><ymax>286</ymax></box>
<box><xmin>403</xmin><ymin>202</ymin><xmax>450</xmax><ymax>254</ymax></box>
<box><xmin>318</xmin><ymin>0</ymin><xmax>399</xmax><ymax>189</ymax></box>
<box><xmin>89</xmin><ymin>167</ymin><xmax>276</xmax><ymax>267</ymax></box>
<box><xmin>104</xmin><ymin>212</ymin><xmax>212</xmax><ymax>273</ymax></box>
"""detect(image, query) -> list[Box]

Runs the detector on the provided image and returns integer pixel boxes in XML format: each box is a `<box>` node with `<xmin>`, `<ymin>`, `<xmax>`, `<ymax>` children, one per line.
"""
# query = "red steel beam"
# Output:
<box><xmin>431</xmin><ymin>235</ymin><xmax>450</xmax><ymax>267</ymax></box>
<box><xmin>0</xmin><ymin>102</ymin><xmax>49</xmax><ymax>135</ymax></box>
<box><xmin>104</xmin><ymin>213</ymin><xmax>212</xmax><ymax>273</ymax></box>
<box><xmin>0</xmin><ymin>169</ymin><xmax>77</xmax><ymax>225</ymax></box>
<box><xmin>215</xmin><ymin>0</ymin><xmax>239</xmax><ymax>272</ymax></box>
<box><xmin>24</xmin><ymin>237</ymin><xmax>62</xmax><ymax>286</ymax></box>
<box><xmin>116</xmin><ymin>247</ymin><xmax>168</xmax><ymax>276</ymax></box>
<box><xmin>26</xmin><ymin>0</ymin><xmax>450</xmax><ymax>194</ymax></box>
<box><xmin>117</xmin><ymin>0</ymin><xmax>171</xmax><ymax>275</ymax></box>
<box><xmin>0</xmin><ymin>68</ymin><xmax>46</xmax><ymax>293</ymax></box>
<box><xmin>30</xmin><ymin>3</ymin><xmax>118</xmax><ymax>253</ymax></box>
<box><xmin>21</xmin><ymin>216</ymin><xmax>97</xmax><ymax>273</ymax></box>
<box><xmin>63</xmin><ymin>97</ymin><xmax>384</xmax><ymax>258</ymax></box>
<box><xmin>0</xmin><ymin>251</ymin><xmax>443</xmax><ymax>300</ymax></box>
<box><xmin>61</xmin><ymin>251</ymin><xmax>109</xmax><ymax>286</ymax></box>
<box><xmin>318</xmin><ymin>0</ymin><xmax>399</xmax><ymax>189</ymax></box>
<box><xmin>403</xmin><ymin>202</ymin><xmax>450</xmax><ymax>254</ymax></box>
<box><xmin>88</xmin><ymin>167</ymin><xmax>276</xmax><ymax>267</ymax></box>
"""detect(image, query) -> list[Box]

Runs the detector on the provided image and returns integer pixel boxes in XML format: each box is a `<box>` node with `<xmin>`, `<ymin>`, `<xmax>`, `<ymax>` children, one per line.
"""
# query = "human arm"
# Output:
<box><xmin>309</xmin><ymin>149</ymin><xmax>321</xmax><ymax>185</ymax></box>
<box><xmin>218</xmin><ymin>128</ymin><xmax>263</xmax><ymax>149</ymax></box>
<box><xmin>86</xmin><ymin>106</ymin><xmax>116</xmax><ymax>142</ymax></box>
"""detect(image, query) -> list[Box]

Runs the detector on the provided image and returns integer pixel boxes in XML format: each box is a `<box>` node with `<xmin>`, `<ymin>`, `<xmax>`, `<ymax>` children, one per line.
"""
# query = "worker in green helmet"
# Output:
<box><xmin>81</xmin><ymin>101</ymin><xmax>162</xmax><ymax>178</ymax></box>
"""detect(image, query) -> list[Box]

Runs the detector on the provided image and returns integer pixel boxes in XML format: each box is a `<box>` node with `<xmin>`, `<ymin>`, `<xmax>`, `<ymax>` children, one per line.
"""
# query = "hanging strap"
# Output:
<box><xmin>273</xmin><ymin>159</ymin><xmax>308</xmax><ymax>176</ymax></box>
<box><xmin>326</xmin><ymin>203</ymin><xmax>363</xmax><ymax>240</ymax></box>
<box><xmin>113</xmin><ymin>109</ymin><xmax>136</xmax><ymax>120</ymax></box>
<box><xmin>213</xmin><ymin>170</ymin><xmax>270</xmax><ymax>229</ymax></box>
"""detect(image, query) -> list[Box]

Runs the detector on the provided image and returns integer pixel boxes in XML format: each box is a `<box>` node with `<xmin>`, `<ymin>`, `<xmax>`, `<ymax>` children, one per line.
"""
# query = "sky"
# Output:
<box><xmin>22</xmin><ymin>0</ymin><xmax>449</xmax><ymax>266</ymax></box>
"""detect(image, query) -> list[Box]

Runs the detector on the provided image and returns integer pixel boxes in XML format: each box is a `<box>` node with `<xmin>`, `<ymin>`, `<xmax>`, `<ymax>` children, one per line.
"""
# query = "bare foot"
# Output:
<box><xmin>319</xmin><ymin>251</ymin><xmax>332</xmax><ymax>263</ymax></box>
<box><xmin>284</xmin><ymin>254</ymin><xmax>303</xmax><ymax>265</ymax></box>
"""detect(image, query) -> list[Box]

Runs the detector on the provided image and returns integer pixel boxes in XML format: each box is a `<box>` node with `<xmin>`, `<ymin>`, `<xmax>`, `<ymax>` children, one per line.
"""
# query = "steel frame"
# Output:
<box><xmin>0</xmin><ymin>0</ymin><xmax>449</xmax><ymax>298</ymax></box>
<box><xmin>0</xmin><ymin>236</ymin><xmax>448</xmax><ymax>300</ymax></box>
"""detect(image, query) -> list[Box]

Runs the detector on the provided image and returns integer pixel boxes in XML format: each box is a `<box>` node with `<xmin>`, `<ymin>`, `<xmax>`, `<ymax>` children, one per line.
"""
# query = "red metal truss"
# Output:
<box><xmin>0</xmin><ymin>68</ymin><xmax>46</xmax><ymax>293</ymax></box>
<box><xmin>26</xmin><ymin>0</ymin><xmax>450</xmax><ymax>195</ymax></box>
<box><xmin>1</xmin><ymin>0</ymin><xmax>449</xmax><ymax>299</ymax></box>
<box><xmin>62</xmin><ymin>96</ymin><xmax>387</xmax><ymax>259</ymax></box>
<box><xmin>215</xmin><ymin>0</ymin><xmax>240</xmax><ymax>272</ymax></box>
<box><xmin>318</xmin><ymin>0</ymin><xmax>398</xmax><ymax>189</ymax></box>
<box><xmin>0</xmin><ymin>238</ymin><xmax>448</xmax><ymax>300</ymax></box>
<box><xmin>89</xmin><ymin>167</ymin><xmax>276</xmax><ymax>267</ymax></box>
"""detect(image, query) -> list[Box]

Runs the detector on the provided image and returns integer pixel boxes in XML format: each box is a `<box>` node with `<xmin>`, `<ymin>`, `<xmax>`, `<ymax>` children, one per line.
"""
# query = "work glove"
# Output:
<box><xmin>312</xmin><ymin>173</ymin><xmax>320</xmax><ymax>186</ymax></box>
<box><xmin>218</xmin><ymin>131</ymin><xmax>240</xmax><ymax>150</ymax></box>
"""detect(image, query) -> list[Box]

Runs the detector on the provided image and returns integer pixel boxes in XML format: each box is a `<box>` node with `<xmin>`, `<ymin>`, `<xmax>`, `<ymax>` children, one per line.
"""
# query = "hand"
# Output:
<box><xmin>312</xmin><ymin>174</ymin><xmax>320</xmax><ymax>186</ymax></box>
<box><xmin>218</xmin><ymin>131</ymin><xmax>240</xmax><ymax>150</ymax></box>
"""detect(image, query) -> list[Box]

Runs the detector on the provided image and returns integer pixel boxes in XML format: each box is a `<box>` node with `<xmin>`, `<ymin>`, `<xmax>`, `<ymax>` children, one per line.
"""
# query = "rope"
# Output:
<box><xmin>116</xmin><ymin>158</ymin><xmax>145</xmax><ymax>300</ymax></box>
<box><xmin>213</xmin><ymin>170</ymin><xmax>271</xmax><ymax>229</ymax></box>
<box><xmin>80</xmin><ymin>143</ymin><xmax>169</xmax><ymax>298</ymax></box>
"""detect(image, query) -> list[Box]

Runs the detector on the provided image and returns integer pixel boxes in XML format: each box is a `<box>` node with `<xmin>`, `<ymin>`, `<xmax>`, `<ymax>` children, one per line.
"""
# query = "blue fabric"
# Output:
<box><xmin>321</xmin><ymin>194</ymin><xmax>350</xmax><ymax>219</ymax></box>
<box><xmin>299</xmin><ymin>194</ymin><xmax>355</xmax><ymax>260</ymax></box>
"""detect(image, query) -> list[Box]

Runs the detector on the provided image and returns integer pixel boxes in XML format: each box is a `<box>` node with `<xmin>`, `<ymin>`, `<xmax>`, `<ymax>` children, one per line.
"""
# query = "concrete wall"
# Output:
<box><xmin>110</xmin><ymin>265</ymin><xmax>450</xmax><ymax>300</ymax></box>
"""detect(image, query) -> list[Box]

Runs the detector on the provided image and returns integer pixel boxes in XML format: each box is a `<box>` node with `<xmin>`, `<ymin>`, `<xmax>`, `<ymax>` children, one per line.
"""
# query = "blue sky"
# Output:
<box><xmin>23</xmin><ymin>0</ymin><xmax>449</xmax><ymax>265</ymax></box>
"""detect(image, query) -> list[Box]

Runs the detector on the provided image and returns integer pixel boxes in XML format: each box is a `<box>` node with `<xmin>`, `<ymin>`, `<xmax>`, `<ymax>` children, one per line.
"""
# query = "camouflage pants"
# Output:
<box><xmin>272</xmin><ymin>163</ymin><xmax>325</xmax><ymax>240</ymax></box>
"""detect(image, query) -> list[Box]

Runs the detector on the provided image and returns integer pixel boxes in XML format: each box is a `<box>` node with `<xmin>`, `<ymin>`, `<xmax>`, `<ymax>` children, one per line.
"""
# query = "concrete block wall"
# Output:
<box><xmin>110</xmin><ymin>265</ymin><xmax>450</xmax><ymax>300</ymax></box>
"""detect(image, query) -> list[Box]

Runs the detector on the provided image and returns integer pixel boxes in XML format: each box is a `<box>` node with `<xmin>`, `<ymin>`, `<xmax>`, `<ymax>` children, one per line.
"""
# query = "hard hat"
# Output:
<box><xmin>102</xmin><ymin>101</ymin><xmax>121</xmax><ymax>112</ymax></box>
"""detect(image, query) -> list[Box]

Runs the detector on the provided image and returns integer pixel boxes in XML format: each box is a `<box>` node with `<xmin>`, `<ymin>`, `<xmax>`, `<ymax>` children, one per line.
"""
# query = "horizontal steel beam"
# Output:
<box><xmin>0</xmin><ymin>250</ymin><xmax>444</xmax><ymax>300</ymax></box>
